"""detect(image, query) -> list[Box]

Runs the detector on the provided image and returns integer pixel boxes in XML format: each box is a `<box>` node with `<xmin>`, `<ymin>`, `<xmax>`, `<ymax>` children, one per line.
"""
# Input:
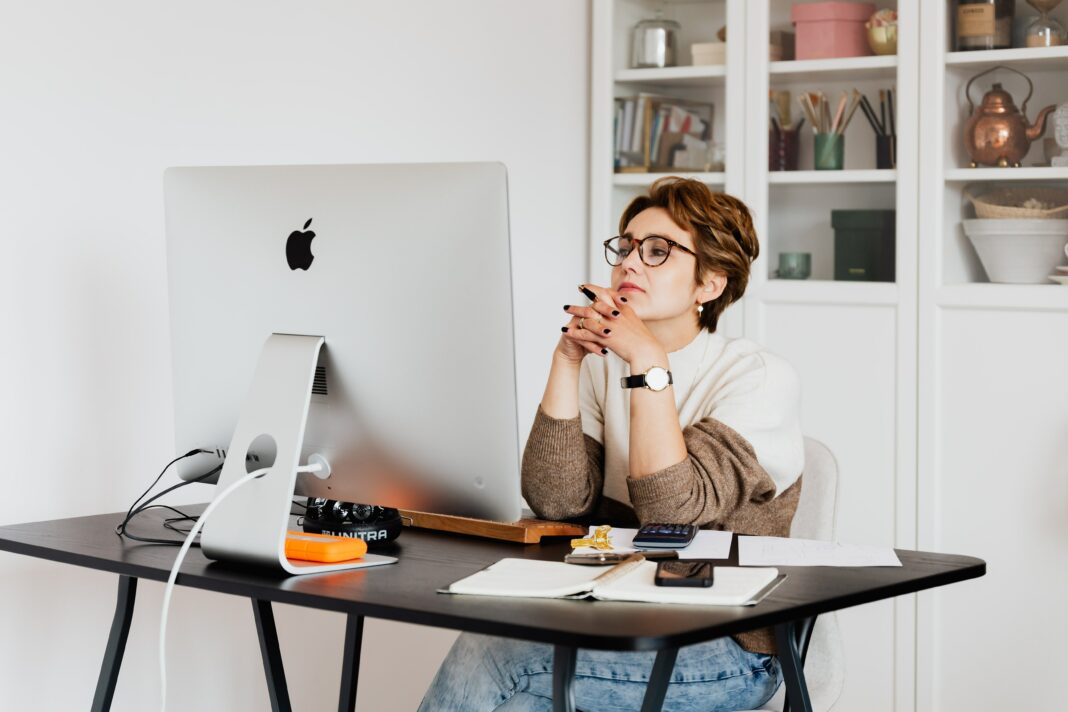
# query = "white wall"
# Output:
<box><xmin>0</xmin><ymin>2</ymin><xmax>590</xmax><ymax>710</ymax></box>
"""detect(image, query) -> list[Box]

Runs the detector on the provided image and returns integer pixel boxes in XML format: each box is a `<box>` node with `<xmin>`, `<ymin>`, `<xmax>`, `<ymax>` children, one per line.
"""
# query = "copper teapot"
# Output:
<box><xmin>964</xmin><ymin>65</ymin><xmax>1055</xmax><ymax>167</ymax></box>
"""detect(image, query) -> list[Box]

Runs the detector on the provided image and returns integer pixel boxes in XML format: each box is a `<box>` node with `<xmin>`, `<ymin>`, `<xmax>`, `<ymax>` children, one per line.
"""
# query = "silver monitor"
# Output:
<box><xmin>164</xmin><ymin>162</ymin><xmax>522</xmax><ymax>522</ymax></box>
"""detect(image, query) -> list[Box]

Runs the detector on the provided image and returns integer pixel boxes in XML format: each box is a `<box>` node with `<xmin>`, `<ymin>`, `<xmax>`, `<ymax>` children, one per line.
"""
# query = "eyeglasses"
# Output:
<box><xmin>603</xmin><ymin>235</ymin><xmax>698</xmax><ymax>267</ymax></box>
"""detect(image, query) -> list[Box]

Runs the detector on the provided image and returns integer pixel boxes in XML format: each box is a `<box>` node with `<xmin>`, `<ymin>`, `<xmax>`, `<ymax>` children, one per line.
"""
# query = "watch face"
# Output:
<box><xmin>645</xmin><ymin>367</ymin><xmax>670</xmax><ymax>391</ymax></box>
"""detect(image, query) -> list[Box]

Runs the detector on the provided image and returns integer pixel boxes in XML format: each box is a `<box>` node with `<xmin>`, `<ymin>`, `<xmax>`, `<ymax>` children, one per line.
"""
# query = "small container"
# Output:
<box><xmin>876</xmin><ymin>135</ymin><xmax>896</xmax><ymax>169</ymax></box>
<box><xmin>777</xmin><ymin>252</ymin><xmax>812</xmax><ymax>279</ymax></box>
<box><xmin>791</xmin><ymin>2</ymin><xmax>876</xmax><ymax>60</ymax></box>
<box><xmin>955</xmin><ymin>0</ymin><xmax>1015</xmax><ymax>51</ymax></box>
<box><xmin>691</xmin><ymin>41</ymin><xmax>726</xmax><ymax>66</ymax></box>
<box><xmin>832</xmin><ymin>210</ymin><xmax>896</xmax><ymax>282</ymax></box>
<box><xmin>631</xmin><ymin>12</ymin><xmax>681</xmax><ymax>68</ymax></box>
<box><xmin>769</xmin><ymin>126</ymin><xmax>801</xmax><ymax>171</ymax></box>
<box><xmin>814</xmin><ymin>133</ymin><xmax>845</xmax><ymax>170</ymax></box>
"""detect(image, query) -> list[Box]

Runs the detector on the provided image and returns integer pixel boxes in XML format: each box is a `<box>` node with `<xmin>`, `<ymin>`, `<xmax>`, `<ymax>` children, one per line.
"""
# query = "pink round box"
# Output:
<box><xmin>791</xmin><ymin>2</ymin><xmax>876</xmax><ymax>60</ymax></box>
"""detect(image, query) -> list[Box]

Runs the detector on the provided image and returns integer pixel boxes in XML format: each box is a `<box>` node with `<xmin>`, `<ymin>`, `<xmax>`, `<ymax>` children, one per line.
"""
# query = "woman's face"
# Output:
<box><xmin>611</xmin><ymin>207</ymin><xmax>719</xmax><ymax>323</ymax></box>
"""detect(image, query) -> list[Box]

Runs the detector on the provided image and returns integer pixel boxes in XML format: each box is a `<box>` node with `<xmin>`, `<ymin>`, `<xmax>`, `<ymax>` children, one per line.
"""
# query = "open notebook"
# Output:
<box><xmin>442</xmin><ymin>557</ymin><xmax>783</xmax><ymax>607</ymax></box>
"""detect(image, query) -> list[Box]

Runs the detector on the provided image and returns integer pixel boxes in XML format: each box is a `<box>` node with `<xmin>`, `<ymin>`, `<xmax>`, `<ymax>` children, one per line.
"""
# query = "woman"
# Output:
<box><xmin>419</xmin><ymin>177</ymin><xmax>804</xmax><ymax>711</ymax></box>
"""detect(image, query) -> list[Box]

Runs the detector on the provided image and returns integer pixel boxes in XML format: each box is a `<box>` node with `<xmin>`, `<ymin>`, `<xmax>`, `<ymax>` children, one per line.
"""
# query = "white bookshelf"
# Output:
<box><xmin>612</xmin><ymin>170</ymin><xmax>725</xmax><ymax>186</ymax></box>
<box><xmin>614</xmin><ymin>64</ymin><xmax>726</xmax><ymax>86</ymax></box>
<box><xmin>769</xmin><ymin>53</ymin><xmax>898</xmax><ymax>80</ymax></box>
<box><xmin>768</xmin><ymin>168</ymin><xmax>897</xmax><ymax>184</ymax></box>
<box><xmin>944</xmin><ymin>43</ymin><xmax>1068</xmax><ymax>68</ymax></box>
<box><xmin>591</xmin><ymin>3</ymin><xmax>1068</xmax><ymax>709</ymax></box>
<box><xmin>917</xmin><ymin>3</ymin><xmax>1068</xmax><ymax>712</ymax></box>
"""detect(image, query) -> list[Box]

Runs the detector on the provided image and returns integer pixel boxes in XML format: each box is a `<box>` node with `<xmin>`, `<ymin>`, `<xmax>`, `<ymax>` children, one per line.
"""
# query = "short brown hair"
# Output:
<box><xmin>618</xmin><ymin>177</ymin><xmax>759</xmax><ymax>332</ymax></box>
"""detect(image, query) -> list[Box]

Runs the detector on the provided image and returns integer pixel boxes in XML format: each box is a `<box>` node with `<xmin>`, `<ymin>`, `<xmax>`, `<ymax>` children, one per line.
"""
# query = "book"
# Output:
<box><xmin>442</xmin><ymin>556</ymin><xmax>782</xmax><ymax>607</ymax></box>
<box><xmin>613</xmin><ymin>93</ymin><xmax>715</xmax><ymax>173</ymax></box>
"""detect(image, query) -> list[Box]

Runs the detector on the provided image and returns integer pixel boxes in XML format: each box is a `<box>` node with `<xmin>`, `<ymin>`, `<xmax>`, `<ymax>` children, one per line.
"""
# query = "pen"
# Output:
<box><xmin>578</xmin><ymin>284</ymin><xmax>598</xmax><ymax>301</ymax></box>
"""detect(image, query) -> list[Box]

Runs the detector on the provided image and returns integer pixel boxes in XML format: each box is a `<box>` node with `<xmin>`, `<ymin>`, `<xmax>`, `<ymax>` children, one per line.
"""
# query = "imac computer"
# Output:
<box><xmin>163</xmin><ymin>162</ymin><xmax>522</xmax><ymax>573</ymax></box>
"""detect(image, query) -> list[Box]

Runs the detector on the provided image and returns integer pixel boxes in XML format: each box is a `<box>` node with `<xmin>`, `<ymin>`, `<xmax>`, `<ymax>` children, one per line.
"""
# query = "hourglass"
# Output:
<box><xmin>1025</xmin><ymin>0</ymin><xmax>1066</xmax><ymax>47</ymax></box>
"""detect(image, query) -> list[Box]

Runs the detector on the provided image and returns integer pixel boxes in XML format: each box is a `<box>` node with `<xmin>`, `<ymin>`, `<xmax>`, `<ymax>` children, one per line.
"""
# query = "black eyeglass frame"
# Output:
<box><xmin>603</xmin><ymin>235</ymin><xmax>699</xmax><ymax>267</ymax></box>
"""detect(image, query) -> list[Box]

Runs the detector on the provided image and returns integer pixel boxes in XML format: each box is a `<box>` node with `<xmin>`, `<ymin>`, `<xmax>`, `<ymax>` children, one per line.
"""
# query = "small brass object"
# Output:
<box><xmin>571</xmin><ymin>525</ymin><xmax>613</xmax><ymax>550</ymax></box>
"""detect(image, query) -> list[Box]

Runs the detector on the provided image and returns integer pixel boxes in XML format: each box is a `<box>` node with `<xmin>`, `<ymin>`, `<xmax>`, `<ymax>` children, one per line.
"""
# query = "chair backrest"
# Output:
<box><xmin>741</xmin><ymin>437</ymin><xmax>846</xmax><ymax>712</ymax></box>
<box><xmin>791</xmin><ymin>437</ymin><xmax>840</xmax><ymax>541</ymax></box>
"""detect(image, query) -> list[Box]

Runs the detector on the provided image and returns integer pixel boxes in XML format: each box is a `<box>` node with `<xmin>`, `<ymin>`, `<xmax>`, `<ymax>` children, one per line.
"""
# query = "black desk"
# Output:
<box><xmin>0</xmin><ymin>506</ymin><xmax>984</xmax><ymax>712</ymax></box>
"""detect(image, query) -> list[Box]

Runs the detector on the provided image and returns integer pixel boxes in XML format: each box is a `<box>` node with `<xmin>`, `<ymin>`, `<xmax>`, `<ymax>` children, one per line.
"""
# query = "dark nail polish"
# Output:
<box><xmin>601</xmin><ymin>348</ymin><xmax>608</xmax><ymax>355</ymax></box>
<box><xmin>563</xmin><ymin>304</ymin><xmax>570</xmax><ymax>311</ymax></box>
<box><xmin>561</xmin><ymin>326</ymin><xmax>569</xmax><ymax>332</ymax></box>
<box><xmin>619</xmin><ymin>297</ymin><xmax>628</xmax><ymax>303</ymax></box>
<box><xmin>603</xmin><ymin>328</ymin><xmax>611</xmax><ymax>334</ymax></box>
<box><xmin>611</xmin><ymin>310</ymin><xmax>620</xmax><ymax>316</ymax></box>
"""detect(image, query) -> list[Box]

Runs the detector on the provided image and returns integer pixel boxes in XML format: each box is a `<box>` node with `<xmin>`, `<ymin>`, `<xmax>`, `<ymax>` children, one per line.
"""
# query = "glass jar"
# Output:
<box><xmin>956</xmin><ymin>0</ymin><xmax>1015</xmax><ymax>50</ymax></box>
<box><xmin>631</xmin><ymin>11</ymin><xmax>681</xmax><ymax>68</ymax></box>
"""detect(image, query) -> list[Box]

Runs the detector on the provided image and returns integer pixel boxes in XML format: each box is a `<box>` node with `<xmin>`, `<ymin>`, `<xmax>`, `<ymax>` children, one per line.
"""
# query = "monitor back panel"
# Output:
<box><xmin>164</xmin><ymin>162</ymin><xmax>521</xmax><ymax>522</ymax></box>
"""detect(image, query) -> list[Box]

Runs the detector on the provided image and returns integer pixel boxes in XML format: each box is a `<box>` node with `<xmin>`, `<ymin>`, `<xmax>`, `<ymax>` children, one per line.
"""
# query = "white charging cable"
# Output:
<box><xmin>159</xmin><ymin>458</ymin><xmax>326</xmax><ymax>711</ymax></box>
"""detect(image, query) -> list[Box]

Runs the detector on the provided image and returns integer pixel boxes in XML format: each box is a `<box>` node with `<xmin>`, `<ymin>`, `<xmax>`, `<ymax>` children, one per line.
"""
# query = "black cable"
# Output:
<box><xmin>121</xmin><ymin>449</ymin><xmax>205</xmax><ymax>526</ymax></box>
<box><xmin>115</xmin><ymin>464</ymin><xmax>221</xmax><ymax>546</ymax></box>
<box><xmin>118</xmin><ymin>456</ymin><xmax>311</xmax><ymax>547</ymax></box>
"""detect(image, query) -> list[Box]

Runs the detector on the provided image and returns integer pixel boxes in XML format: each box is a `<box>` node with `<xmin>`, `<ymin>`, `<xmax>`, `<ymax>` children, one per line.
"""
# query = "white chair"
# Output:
<box><xmin>745</xmin><ymin>437</ymin><xmax>846</xmax><ymax>712</ymax></box>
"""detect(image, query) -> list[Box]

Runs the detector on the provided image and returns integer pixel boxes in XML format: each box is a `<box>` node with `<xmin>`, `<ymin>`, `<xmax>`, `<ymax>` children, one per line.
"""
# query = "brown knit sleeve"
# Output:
<box><xmin>521</xmin><ymin>404</ymin><xmax>605</xmax><ymax>521</ymax></box>
<box><xmin>626</xmin><ymin>417</ymin><xmax>778</xmax><ymax>527</ymax></box>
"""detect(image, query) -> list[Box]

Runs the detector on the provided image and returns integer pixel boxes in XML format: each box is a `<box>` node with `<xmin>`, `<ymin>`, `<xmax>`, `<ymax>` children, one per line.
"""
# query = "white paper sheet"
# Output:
<box><xmin>738</xmin><ymin>536</ymin><xmax>902</xmax><ymax>567</ymax></box>
<box><xmin>573</xmin><ymin>527</ymin><xmax>732</xmax><ymax>560</ymax></box>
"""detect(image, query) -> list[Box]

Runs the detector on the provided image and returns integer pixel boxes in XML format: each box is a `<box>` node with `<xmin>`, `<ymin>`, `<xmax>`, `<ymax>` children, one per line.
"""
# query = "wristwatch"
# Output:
<box><xmin>620</xmin><ymin>366</ymin><xmax>673</xmax><ymax>392</ymax></box>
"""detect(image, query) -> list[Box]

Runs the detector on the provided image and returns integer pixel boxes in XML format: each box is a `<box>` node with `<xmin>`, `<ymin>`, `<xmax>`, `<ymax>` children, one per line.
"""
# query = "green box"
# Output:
<box><xmin>831</xmin><ymin>210</ymin><xmax>895</xmax><ymax>282</ymax></box>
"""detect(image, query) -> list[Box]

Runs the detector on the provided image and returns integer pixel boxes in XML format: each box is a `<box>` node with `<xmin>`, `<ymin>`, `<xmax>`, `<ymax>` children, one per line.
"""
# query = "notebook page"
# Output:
<box><xmin>591</xmin><ymin>561</ymin><xmax>780</xmax><ymax>606</ymax></box>
<box><xmin>446</xmin><ymin>559</ymin><xmax>605</xmax><ymax>598</ymax></box>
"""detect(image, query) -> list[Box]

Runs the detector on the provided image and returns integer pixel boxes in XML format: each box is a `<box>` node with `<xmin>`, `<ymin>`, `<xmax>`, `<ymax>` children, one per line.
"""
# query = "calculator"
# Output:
<box><xmin>632</xmin><ymin>523</ymin><xmax>698</xmax><ymax>549</ymax></box>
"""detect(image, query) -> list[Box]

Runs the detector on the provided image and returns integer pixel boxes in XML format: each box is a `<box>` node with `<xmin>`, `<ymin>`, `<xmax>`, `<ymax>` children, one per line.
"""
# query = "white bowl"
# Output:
<box><xmin>1050</xmin><ymin>274</ymin><xmax>1068</xmax><ymax>285</ymax></box>
<box><xmin>962</xmin><ymin>219</ymin><xmax>1068</xmax><ymax>284</ymax></box>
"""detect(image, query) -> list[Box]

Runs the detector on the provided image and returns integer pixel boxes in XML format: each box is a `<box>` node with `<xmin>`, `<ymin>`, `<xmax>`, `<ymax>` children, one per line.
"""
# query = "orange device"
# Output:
<box><xmin>284</xmin><ymin>530</ymin><xmax>368</xmax><ymax>563</ymax></box>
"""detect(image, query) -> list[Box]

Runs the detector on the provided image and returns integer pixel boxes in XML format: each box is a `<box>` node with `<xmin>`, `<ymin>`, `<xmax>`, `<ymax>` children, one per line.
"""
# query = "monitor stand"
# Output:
<box><xmin>200</xmin><ymin>333</ymin><xmax>397</xmax><ymax>575</ymax></box>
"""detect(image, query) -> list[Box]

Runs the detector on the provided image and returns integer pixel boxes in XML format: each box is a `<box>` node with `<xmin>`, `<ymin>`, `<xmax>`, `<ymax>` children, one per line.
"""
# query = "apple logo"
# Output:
<box><xmin>286</xmin><ymin>218</ymin><xmax>316</xmax><ymax>270</ymax></box>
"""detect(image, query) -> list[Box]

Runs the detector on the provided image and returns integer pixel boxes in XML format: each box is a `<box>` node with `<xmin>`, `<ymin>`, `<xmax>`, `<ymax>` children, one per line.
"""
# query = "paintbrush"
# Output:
<box><xmin>837</xmin><ymin>89</ymin><xmax>863</xmax><ymax>135</ymax></box>
<box><xmin>887</xmin><ymin>88</ymin><xmax>896</xmax><ymax>137</ymax></box>
<box><xmin>831</xmin><ymin>92</ymin><xmax>847</xmax><ymax>134</ymax></box>
<box><xmin>860</xmin><ymin>93</ymin><xmax>884</xmax><ymax>135</ymax></box>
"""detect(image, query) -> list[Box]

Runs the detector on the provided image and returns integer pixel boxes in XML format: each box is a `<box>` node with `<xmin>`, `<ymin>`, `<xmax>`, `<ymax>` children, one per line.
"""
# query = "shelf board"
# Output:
<box><xmin>936</xmin><ymin>284</ymin><xmax>1068</xmax><ymax>311</ymax></box>
<box><xmin>759</xmin><ymin>280</ymin><xmax>899</xmax><ymax>306</ymax></box>
<box><xmin>945</xmin><ymin>45</ymin><xmax>1068</xmax><ymax>72</ymax></box>
<box><xmin>769</xmin><ymin>55</ymin><xmax>898</xmax><ymax>82</ymax></box>
<box><xmin>945</xmin><ymin>167</ymin><xmax>1068</xmax><ymax>182</ymax></box>
<box><xmin>613</xmin><ymin>171</ymin><xmax>725</xmax><ymax>187</ymax></box>
<box><xmin>614</xmin><ymin>65</ymin><xmax>725</xmax><ymax>88</ymax></box>
<box><xmin>769</xmin><ymin>169</ymin><xmax>897</xmax><ymax>185</ymax></box>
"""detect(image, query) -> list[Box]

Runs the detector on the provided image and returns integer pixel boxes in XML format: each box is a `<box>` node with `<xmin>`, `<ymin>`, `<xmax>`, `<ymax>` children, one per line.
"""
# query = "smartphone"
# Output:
<box><xmin>654</xmin><ymin>560</ymin><xmax>715</xmax><ymax>587</ymax></box>
<box><xmin>564</xmin><ymin>550</ymin><xmax>677</xmax><ymax>566</ymax></box>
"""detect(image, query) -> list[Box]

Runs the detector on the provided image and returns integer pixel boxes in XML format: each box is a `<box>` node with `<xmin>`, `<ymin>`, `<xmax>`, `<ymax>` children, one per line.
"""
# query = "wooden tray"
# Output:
<box><xmin>398</xmin><ymin>509</ymin><xmax>586</xmax><ymax>544</ymax></box>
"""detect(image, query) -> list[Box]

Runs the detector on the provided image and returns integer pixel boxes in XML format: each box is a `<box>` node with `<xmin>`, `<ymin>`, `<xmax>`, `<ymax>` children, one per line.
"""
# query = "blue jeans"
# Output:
<box><xmin>418</xmin><ymin>632</ymin><xmax>782</xmax><ymax>712</ymax></box>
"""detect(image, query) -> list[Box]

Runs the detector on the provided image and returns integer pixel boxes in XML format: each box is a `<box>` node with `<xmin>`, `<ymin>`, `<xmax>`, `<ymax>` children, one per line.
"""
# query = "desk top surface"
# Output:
<box><xmin>0</xmin><ymin>506</ymin><xmax>985</xmax><ymax>651</ymax></box>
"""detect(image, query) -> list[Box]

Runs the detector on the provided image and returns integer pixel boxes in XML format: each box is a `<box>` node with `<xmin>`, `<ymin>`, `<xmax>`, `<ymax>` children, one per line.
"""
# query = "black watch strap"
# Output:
<box><xmin>621</xmin><ymin>371</ymin><xmax>674</xmax><ymax>389</ymax></box>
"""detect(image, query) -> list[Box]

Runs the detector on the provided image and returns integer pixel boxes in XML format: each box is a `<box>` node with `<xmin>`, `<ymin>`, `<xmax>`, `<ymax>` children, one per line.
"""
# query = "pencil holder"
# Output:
<box><xmin>876</xmin><ymin>135</ymin><xmax>896</xmax><ymax>169</ymax></box>
<box><xmin>769</xmin><ymin>127</ymin><xmax>800</xmax><ymax>171</ymax></box>
<box><xmin>814</xmin><ymin>133</ymin><xmax>844</xmax><ymax>170</ymax></box>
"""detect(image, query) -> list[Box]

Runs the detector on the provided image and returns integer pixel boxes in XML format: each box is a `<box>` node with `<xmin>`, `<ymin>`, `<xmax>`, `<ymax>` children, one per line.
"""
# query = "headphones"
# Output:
<box><xmin>301</xmin><ymin>498</ymin><xmax>404</xmax><ymax>546</ymax></box>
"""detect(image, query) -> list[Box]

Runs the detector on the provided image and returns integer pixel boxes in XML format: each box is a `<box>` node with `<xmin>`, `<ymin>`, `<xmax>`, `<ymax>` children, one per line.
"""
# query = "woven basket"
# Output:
<box><xmin>964</xmin><ymin>186</ymin><xmax>1068</xmax><ymax>219</ymax></box>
